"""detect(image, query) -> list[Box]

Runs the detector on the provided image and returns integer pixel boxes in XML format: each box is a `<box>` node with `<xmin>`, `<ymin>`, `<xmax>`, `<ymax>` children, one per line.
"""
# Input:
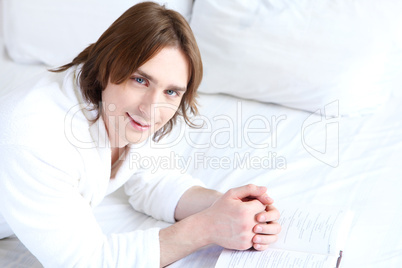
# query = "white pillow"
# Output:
<box><xmin>0</xmin><ymin>0</ymin><xmax>3</xmax><ymax>39</ymax></box>
<box><xmin>2</xmin><ymin>0</ymin><xmax>193</xmax><ymax>67</ymax></box>
<box><xmin>190</xmin><ymin>0</ymin><xmax>402</xmax><ymax>116</ymax></box>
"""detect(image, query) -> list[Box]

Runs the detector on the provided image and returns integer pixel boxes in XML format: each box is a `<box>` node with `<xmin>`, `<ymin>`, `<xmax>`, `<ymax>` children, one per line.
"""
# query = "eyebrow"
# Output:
<box><xmin>135</xmin><ymin>68</ymin><xmax>187</xmax><ymax>92</ymax></box>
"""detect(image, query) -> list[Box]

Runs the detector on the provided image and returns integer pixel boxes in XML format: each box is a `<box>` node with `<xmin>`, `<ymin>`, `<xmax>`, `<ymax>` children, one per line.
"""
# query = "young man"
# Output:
<box><xmin>0</xmin><ymin>2</ymin><xmax>280</xmax><ymax>267</ymax></box>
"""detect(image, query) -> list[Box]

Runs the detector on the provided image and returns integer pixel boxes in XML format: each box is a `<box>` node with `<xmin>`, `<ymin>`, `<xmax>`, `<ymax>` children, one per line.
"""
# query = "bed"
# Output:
<box><xmin>1</xmin><ymin>0</ymin><xmax>402</xmax><ymax>267</ymax></box>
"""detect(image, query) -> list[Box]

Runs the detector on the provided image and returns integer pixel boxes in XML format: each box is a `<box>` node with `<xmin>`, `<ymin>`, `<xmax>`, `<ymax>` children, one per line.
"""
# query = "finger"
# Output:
<box><xmin>227</xmin><ymin>184</ymin><xmax>267</xmax><ymax>200</ymax></box>
<box><xmin>265</xmin><ymin>204</ymin><xmax>278</xmax><ymax>212</ymax></box>
<box><xmin>253</xmin><ymin>193</ymin><xmax>274</xmax><ymax>206</ymax></box>
<box><xmin>240</xmin><ymin>190</ymin><xmax>273</xmax><ymax>206</ymax></box>
<box><xmin>253</xmin><ymin>243</ymin><xmax>270</xmax><ymax>251</ymax></box>
<box><xmin>255</xmin><ymin>207</ymin><xmax>280</xmax><ymax>222</ymax></box>
<box><xmin>253</xmin><ymin>221</ymin><xmax>281</xmax><ymax>235</ymax></box>
<box><xmin>246</xmin><ymin>199</ymin><xmax>266</xmax><ymax>213</ymax></box>
<box><xmin>252</xmin><ymin>234</ymin><xmax>278</xmax><ymax>248</ymax></box>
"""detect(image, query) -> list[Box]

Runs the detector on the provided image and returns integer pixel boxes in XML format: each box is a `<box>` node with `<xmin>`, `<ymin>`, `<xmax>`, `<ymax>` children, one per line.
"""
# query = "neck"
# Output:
<box><xmin>101</xmin><ymin>114</ymin><xmax>128</xmax><ymax>165</ymax></box>
<box><xmin>111</xmin><ymin>146</ymin><xmax>126</xmax><ymax>166</ymax></box>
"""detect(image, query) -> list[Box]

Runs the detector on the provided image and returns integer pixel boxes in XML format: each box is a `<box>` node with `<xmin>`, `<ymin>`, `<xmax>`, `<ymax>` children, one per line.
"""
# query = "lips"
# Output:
<box><xmin>126</xmin><ymin>112</ymin><xmax>151</xmax><ymax>131</ymax></box>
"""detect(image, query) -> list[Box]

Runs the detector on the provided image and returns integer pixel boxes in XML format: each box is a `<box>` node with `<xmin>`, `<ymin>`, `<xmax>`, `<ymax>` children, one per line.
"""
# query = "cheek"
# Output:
<box><xmin>160</xmin><ymin>106</ymin><xmax>179</xmax><ymax>124</ymax></box>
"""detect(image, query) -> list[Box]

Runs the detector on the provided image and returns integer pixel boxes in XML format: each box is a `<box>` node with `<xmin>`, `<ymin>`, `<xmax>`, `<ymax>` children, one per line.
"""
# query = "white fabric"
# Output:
<box><xmin>1</xmin><ymin>0</ymin><xmax>193</xmax><ymax>66</ymax></box>
<box><xmin>151</xmin><ymin>92</ymin><xmax>402</xmax><ymax>268</ymax></box>
<box><xmin>190</xmin><ymin>0</ymin><xmax>402</xmax><ymax>116</ymax></box>
<box><xmin>0</xmin><ymin>67</ymin><xmax>204</xmax><ymax>267</ymax></box>
<box><xmin>0</xmin><ymin>4</ymin><xmax>402</xmax><ymax>268</ymax></box>
<box><xmin>0</xmin><ymin>62</ymin><xmax>402</xmax><ymax>268</ymax></box>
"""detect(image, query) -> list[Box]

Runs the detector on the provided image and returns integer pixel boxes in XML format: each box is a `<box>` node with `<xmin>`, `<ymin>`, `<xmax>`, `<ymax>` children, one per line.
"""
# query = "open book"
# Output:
<box><xmin>215</xmin><ymin>204</ymin><xmax>353</xmax><ymax>268</ymax></box>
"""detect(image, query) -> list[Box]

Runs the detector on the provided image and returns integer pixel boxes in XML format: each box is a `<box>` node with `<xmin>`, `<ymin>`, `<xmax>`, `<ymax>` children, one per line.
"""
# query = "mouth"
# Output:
<box><xmin>126</xmin><ymin>112</ymin><xmax>151</xmax><ymax>131</ymax></box>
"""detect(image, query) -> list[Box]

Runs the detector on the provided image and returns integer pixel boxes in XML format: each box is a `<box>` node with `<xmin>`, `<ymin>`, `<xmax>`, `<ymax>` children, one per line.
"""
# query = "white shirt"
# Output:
<box><xmin>0</xmin><ymin>67</ymin><xmax>204</xmax><ymax>267</ymax></box>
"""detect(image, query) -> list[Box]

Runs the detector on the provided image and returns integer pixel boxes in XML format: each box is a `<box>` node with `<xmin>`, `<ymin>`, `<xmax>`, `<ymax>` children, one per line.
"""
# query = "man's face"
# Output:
<box><xmin>101</xmin><ymin>46</ymin><xmax>189</xmax><ymax>147</ymax></box>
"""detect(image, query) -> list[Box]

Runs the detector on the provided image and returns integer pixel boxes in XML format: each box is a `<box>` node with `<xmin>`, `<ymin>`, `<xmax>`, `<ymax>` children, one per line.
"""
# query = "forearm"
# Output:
<box><xmin>158</xmin><ymin>187</ymin><xmax>222</xmax><ymax>266</ymax></box>
<box><xmin>159</xmin><ymin>213</ymin><xmax>212</xmax><ymax>267</ymax></box>
<box><xmin>174</xmin><ymin>186</ymin><xmax>222</xmax><ymax>221</ymax></box>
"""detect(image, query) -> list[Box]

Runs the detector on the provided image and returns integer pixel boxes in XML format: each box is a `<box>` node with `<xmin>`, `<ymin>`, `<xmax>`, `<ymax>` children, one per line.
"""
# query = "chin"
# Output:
<box><xmin>125</xmin><ymin>132</ymin><xmax>150</xmax><ymax>145</ymax></box>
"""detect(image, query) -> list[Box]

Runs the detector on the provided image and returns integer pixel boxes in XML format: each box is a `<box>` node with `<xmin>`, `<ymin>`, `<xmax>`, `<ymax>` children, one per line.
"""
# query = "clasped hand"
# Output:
<box><xmin>202</xmin><ymin>184</ymin><xmax>281</xmax><ymax>251</ymax></box>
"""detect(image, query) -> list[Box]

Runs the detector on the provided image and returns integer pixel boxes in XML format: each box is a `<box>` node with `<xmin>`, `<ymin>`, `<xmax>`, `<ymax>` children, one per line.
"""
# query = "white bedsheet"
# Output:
<box><xmin>0</xmin><ymin>35</ymin><xmax>401</xmax><ymax>267</ymax></box>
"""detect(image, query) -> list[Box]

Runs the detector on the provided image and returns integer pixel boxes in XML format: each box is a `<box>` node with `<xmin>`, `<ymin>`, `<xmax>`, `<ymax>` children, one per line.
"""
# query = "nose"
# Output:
<box><xmin>138</xmin><ymin>89</ymin><xmax>160</xmax><ymax>121</ymax></box>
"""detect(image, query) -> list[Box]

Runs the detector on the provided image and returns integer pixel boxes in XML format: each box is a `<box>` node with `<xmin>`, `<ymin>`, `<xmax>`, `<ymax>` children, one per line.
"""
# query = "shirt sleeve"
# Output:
<box><xmin>0</xmin><ymin>145</ymin><xmax>160</xmax><ymax>268</ymax></box>
<box><xmin>124</xmin><ymin>168</ymin><xmax>206</xmax><ymax>223</ymax></box>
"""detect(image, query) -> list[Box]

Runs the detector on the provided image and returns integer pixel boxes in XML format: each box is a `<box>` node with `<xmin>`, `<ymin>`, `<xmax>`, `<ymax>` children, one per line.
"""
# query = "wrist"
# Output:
<box><xmin>174</xmin><ymin>186</ymin><xmax>223</xmax><ymax>221</ymax></box>
<box><xmin>159</xmin><ymin>211</ymin><xmax>212</xmax><ymax>266</ymax></box>
<box><xmin>181</xmin><ymin>211</ymin><xmax>214</xmax><ymax>246</ymax></box>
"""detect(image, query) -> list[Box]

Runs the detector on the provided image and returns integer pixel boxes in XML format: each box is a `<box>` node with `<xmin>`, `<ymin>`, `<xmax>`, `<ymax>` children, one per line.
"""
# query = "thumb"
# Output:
<box><xmin>228</xmin><ymin>184</ymin><xmax>267</xmax><ymax>200</ymax></box>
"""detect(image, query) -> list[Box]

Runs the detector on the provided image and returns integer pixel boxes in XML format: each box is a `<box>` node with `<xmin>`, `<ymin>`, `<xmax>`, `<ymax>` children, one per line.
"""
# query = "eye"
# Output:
<box><xmin>130</xmin><ymin>76</ymin><xmax>149</xmax><ymax>86</ymax></box>
<box><xmin>166</xmin><ymin>89</ymin><xmax>178</xmax><ymax>97</ymax></box>
<box><xmin>134</xmin><ymin>77</ymin><xmax>146</xmax><ymax>85</ymax></box>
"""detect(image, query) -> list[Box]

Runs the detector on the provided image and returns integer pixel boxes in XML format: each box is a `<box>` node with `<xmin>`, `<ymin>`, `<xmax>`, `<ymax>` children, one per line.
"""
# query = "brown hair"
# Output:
<box><xmin>53</xmin><ymin>1</ymin><xmax>202</xmax><ymax>141</ymax></box>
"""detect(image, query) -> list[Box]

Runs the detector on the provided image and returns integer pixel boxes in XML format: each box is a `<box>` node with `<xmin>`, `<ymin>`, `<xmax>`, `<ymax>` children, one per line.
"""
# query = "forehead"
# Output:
<box><xmin>136</xmin><ymin>47</ymin><xmax>189</xmax><ymax>88</ymax></box>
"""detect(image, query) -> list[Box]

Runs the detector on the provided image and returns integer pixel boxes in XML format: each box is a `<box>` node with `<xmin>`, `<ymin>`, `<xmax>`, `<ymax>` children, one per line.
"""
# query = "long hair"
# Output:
<box><xmin>53</xmin><ymin>1</ymin><xmax>203</xmax><ymax>142</ymax></box>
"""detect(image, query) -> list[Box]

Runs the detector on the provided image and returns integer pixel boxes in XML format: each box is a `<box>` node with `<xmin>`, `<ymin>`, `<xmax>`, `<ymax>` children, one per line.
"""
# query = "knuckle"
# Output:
<box><xmin>240</xmin><ymin>221</ymin><xmax>251</xmax><ymax>232</ymax></box>
<box><xmin>267</xmin><ymin>209</ymin><xmax>280</xmax><ymax>221</ymax></box>
<box><xmin>239</xmin><ymin>240</ymin><xmax>252</xmax><ymax>250</ymax></box>
<box><xmin>255</xmin><ymin>244</ymin><xmax>267</xmax><ymax>251</ymax></box>
<box><xmin>250</xmin><ymin>200</ymin><xmax>264</xmax><ymax>211</ymax></box>
<box><xmin>246</xmin><ymin>184</ymin><xmax>256</xmax><ymax>191</ymax></box>
<box><xmin>238</xmin><ymin>232</ymin><xmax>254</xmax><ymax>250</ymax></box>
<box><xmin>268</xmin><ymin>222</ymin><xmax>281</xmax><ymax>234</ymax></box>
<box><xmin>226</xmin><ymin>189</ymin><xmax>235</xmax><ymax>196</ymax></box>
